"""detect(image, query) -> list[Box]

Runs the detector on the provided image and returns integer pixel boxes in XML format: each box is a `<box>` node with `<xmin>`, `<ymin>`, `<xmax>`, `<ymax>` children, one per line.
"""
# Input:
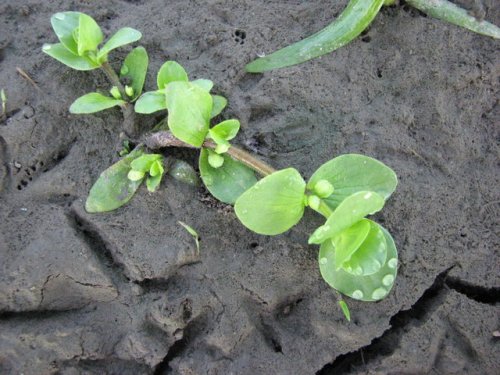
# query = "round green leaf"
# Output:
<box><xmin>207</xmin><ymin>150</ymin><xmax>224</xmax><ymax>168</ymax></box>
<box><xmin>168</xmin><ymin>159</ymin><xmax>200</xmax><ymax>186</ymax></box>
<box><xmin>199</xmin><ymin>148</ymin><xmax>257</xmax><ymax>204</ymax></box>
<box><xmin>319</xmin><ymin>223</ymin><xmax>397</xmax><ymax>302</ymax></box>
<box><xmin>69</xmin><ymin>93</ymin><xmax>124</xmax><ymax>114</ymax></box>
<box><xmin>86</xmin><ymin>148</ymin><xmax>144</xmax><ymax>213</ymax></box>
<box><xmin>308</xmin><ymin>154</ymin><xmax>397</xmax><ymax>210</ymax></box>
<box><xmin>120</xmin><ymin>46</ymin><xmax>148</xmax><ymax>100</ymax></box>
<box><xmin>341</xmin><ymin>220</ymin><xmax>388</xmax><ymax>276</ymax></box>
<box><xmin>157</xmin><ymin>61</ymin><xmax>188</xmax><ymax>89</ymax></box>
<box><xmin>210</xmin><ymin>119</ymin><xmax>240</xmax><ymax>142</ymax></box>
<box><xmin>134</xmin><ymin>91</ymin><xmax>166</xmax><ymax>114</ymax></box>
<box><xmin>165</xmin><ymin>82</ymin><xmax>212</xmax><ymax>147</ymax></box>
<box><xmin>234</xmin><ymin>168</ymin><xmax>306</xmax><ymax>235</ymax></box>
<box><xmin>42</xmin><ymin>43</ymin><xmax>100</xmax><ymax>71</ymax></box>
<box><xmin>50</xmin><ymin>11</ymin><xmax>81</xmax><ymax>55</ymax></box>
<box><xmin>331</xmin><ymin>218</ymin><xmax>371</xmax><ymax>269</ymax></box>
<box><xmin>308</xmin><ymin>191</ymin><xmax>385</xmax><ymax>245</ymax></box>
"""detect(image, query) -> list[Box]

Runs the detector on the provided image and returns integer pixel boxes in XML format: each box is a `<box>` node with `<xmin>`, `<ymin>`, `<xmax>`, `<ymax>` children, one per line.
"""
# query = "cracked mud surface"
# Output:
<box><xmin>0</xmin><ymin>0</ymin><xmax>499</xmax><ymax>374</ymax></box>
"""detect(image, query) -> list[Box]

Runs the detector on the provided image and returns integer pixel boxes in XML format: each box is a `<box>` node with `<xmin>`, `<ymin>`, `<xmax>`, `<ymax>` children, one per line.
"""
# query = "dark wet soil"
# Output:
<box><xmin>0</xmin><ymin>0</ymin><xmax>499</xmax><ymax>374</ymax></box>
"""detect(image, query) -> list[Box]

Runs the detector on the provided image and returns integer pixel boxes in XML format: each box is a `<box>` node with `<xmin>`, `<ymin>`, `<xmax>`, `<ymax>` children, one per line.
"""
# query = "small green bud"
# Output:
<box><xmin>127</xmin><ymin>169</ymin><xmax>145</xmax><ymax>181</ymax></box>
<box><xmin>110</xmin><ymin>86</ymin><xmax>121</xmax><ymax>100</ymax></box>
<box><xmin>307</xmin><ymin>195</ymin><xmax>321</xmax><ymax>210</ymax></box>
<box><xmin>314</xmin><ymin>180</ymin><xmax>334</xmax><ymax>198</ymax></box>
<box><xmin>125</xmin><ymin>85</ymin><xmax>134</xmax><ymax>97</ymax></box>
<box><xmin>208</xmin><ymin>150</ymin><xmax>224</xmax><ymax>168</ymax></box>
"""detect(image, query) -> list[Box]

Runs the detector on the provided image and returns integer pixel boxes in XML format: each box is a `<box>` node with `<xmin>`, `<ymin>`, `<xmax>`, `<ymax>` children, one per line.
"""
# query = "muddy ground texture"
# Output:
<box><xmin>0</xmin><ymin>0</ymin><xmax>499</xmax><ymax>374</ymax></box>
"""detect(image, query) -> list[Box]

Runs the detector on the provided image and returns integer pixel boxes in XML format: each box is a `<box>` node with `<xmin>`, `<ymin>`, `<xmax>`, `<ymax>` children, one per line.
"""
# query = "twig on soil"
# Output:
<box><xmin>16</xmin><ymin>67</ymin><xmax>42</xmax><ymax>92</ymax></box>
<box><xmin>144</xmin><ymin>130</ymin><xmax>277</xmax><ymax>177</ymax></box>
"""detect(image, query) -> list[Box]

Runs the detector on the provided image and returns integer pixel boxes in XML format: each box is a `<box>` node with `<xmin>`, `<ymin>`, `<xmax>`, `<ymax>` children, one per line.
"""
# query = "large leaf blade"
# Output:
<box><xmin>308</xmin><ymin>154</ymin><xmax>397</xmax><ymax>211</ymax></box>
<box><xmin>165</xmin><ymin>82</ymin><xmax>212</xmax><ymax>147</ymax></box>
<box><xmin>69</xmin><ymin>93</ymin><xmax>124</xmax><ymax>114</ymax></box>
<box><xmin>77</xmin><ymin>13</ymin><xmax>103</xmax><ymax>56</ymax></box>
<box><xmin>235</xmin><ymin>168</ymin><xmax>306</xmax><ymax>235</ymax></box>
<box><xmin>199</xmin><ymin>148</ymin><xmax>257</xmax><ymax>204</ymax></box>
<box><xmin>134</xmin><ymin>91</ymin><xmax>166</xmax><ymax>114</ymax></box>
<box><xmin>86</xmin><ymin>148</ymin><xmax>144</xmax><ymax>213</ymax></box>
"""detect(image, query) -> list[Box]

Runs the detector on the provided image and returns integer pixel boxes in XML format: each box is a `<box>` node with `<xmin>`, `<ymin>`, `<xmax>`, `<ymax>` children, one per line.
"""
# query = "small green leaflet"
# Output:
<box><xmin>308</xmin><ymin>191</ymin><xmax>385</xmax><ymax>245</ymax></box>
<box><xmin>338</xmin><ymin>300</ymin><xmax>351</xmax><ymax>322</ymax></box>
<box><xmin>42</xmin><ymin>43</ymin><xmax>99</xmax><ymax>70</ymax></box>
<box><xmin>120</xmin><ymin>46</ymin><xmax>148</xmax><ymax>100</ymax></box>
<box><xmin>99</xmin><ymin>27</ymin><xmax>142</xmax><ymax>59</ymax></box>
<box><xmin>134</xmin><ymin>91</ymin><xmax>166</xmax><ymax>113</ymax></box>
<box><xmin>191</xmin><ymin>79</ymin><xmax>213</xmax><ymax>92</ymax></box>
<box><xmin>69</xmin><ymin>92</ymin><xmax>125</xmax><ymax>114</ymax></box>
<box><xmin>332</xmin><ymin>219</ymin><xmax>371</xmax><ymax>269</ymax></box>
<box><xmin>157</xmin><ymin>61</ymin><xmax>188</xmax><ymax>89</ymax></box>
<box><xmin>234</xmin><ymin>168</ymin><xmax>306</xmax><ymax>235</ymax></box>
<box><xmin>86</xmin><ymin>148</ymin><xmax>144</xmax><ymax>213</ymax></box>
<box><xmin>50</xmin><ymin>11</ymin><xmax>81</xmax><ymax>55</ymax></box>
<box><xmin>178</xmin><ymin>221</ymin><xmax>200</xmax><ymax>254</ymax></box>
<box><xmin>210</xmin><ymin>95</ymin><xmax>227</xmax><ymax>118</ymax></box>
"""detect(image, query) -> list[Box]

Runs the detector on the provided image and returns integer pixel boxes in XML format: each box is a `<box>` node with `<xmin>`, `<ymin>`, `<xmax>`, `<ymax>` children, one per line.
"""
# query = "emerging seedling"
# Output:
<box><xmin>178</xmin><ymin>221</ymin><xmax>201</xmax><ymax>255</ymax></box>
<box><xmin>42</xmin><ymin>12</ymin><xmax>147</xmax><ymax>135</ymax></box>
<box><xmin>246</xmin><ymin>0</ymin><xmax>500</xmax><ymax>72</ymax></box>
<box><xmin>0</xmin><ymin>89</ymin><xmax>6</xmax><ymax>121</ymax></box>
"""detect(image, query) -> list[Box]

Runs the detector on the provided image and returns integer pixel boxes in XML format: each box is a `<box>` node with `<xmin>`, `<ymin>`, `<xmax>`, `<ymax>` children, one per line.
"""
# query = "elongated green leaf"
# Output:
<box><xmin>134</xmin><ymin>91</ymin><xmax>166</xmax><ymax>114</ymax></box>
<box><xmin>50</xmin><ymin>11</ymin><xmax>81</xmax><ymax>55</ymax></box>
<box><xmin>69</xmin><ymin>93</ymin><xmax>124</xmax><ymax>114</ymax></box>
<box><xmin>338</xmin><ymin>300</ymin><xmax>351</xmax><ymax>322</ymax></box>
<box><xmin>42</xmin><ymin>43</ymin><xmax>100</xmax><ymax>70</ymax></box>
<box><xmin>211</xmin><ymin>95</ymin><xmax>227</xmax><ymax>118</ymax></box>
<box><xmin>77</xmin><ymin>13</ymin><xmax>103</xmax><ymax>56</ymax></box>
<box><xmin>157</xmin><ymin>61</ymin><xmax>188</xmax><ymax>89</ymax></box>
<box><xmin>308</xmin><ymin>191</ymin><xmax>385</xmax><ymax>244</ymax></box>
<box><xmin>191</xmin><ymin>79</ymin><xmax>213</xmax><ymax>92</ymax></box>
<box><xmin>178</xmin><ymin>221</ymin><xmax>200</xmax><ymax>254</ymax></box>
<box><xmin>308</xmin><ymin>154</ymin><xmax>397</xmax><ymax>210</ymax></box>
<box><xmin>210</xmin><ymin>119</ymin><xmax>240</xmax><ymax>142</ymax></box>
<box><xmin>86</xmin><ymin>148</ymin><xmax>144</xmax><ymax>213</ymax></box>
<box><xmin>319</xmin><ymin>223</ymin><xmax>397</xmax><ymax>301</ymax></box>
<box><xmin>332</xmin><ymin>219</ymin><xmax>371</xmax><ymax>269</ymax></box>
<box><xmin>99</xmin><ymin>27</ymin><xmax>142</xmax><ymax>58</ymax></box>
<box><xmin>406</xmin><ymin>0</ymin><xmax>500</xmax><ymax>39</ymax></box>
<box><xmin>341</xmin><ymin>220</ymin><xmax>387</xmax><ymax>276</ymax></box>
<box><xmin>119</xmin><ymin>47</ymin><xmax>148</xmax><ymax>100</ymax></box>
<box><xmin>199</xmin><ymin>148</ymin><xmax>257</xmax><ymax>204</ymax></box>
<box><xmin>235</xmin><ymin>168</ymin><xmax>306</xmax><ymax>235</ymax></box>
<box><xmin>246</xmin><ymin>0</ymin><xmax>384</xmax><ymax>72</ymax></box>
<box><xmin>165</xmin><ymin>82</ymin><xmax>212</xmax><ymax>147</ymax></box>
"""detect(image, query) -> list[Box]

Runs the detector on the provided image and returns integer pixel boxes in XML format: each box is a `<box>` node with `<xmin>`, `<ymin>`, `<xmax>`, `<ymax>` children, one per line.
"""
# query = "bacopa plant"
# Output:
<box><xmin>246</xmin><ymin>0</ymin><xmax>500</xmax><ymax>72</ymax></box>
<box><xmin>43</xmin><ymin>12</ymin><xmax>400</xmax><ymax>319</ymax></box>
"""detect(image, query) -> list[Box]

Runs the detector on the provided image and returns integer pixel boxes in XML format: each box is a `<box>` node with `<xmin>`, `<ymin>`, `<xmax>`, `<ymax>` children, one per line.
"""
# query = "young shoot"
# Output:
<box><xmin>246</xmin><ymin>0</ymin><xmax>500</xmax><ymax>72</ymax></box>
<box><xmin>81</xmin><ymin>60</ymin><xmax>399</xmax><ymax>315</ymax></box>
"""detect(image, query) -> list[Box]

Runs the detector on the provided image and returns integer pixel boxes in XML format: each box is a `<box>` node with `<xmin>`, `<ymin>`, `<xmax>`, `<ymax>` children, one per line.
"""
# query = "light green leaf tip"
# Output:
<box><xmin>178</xmin><ymin>221</ymin><xmax>200</xmax><ymax>254</ymax></box>
<box><xmin>69</xmin><ymin>92</ymin><xmax>125</xmax><ymax>114</ymax></box>
<box><xmin>338</xmin><ymin>300</ymin><xmax>351</xmax><ymax>321</ymax></box>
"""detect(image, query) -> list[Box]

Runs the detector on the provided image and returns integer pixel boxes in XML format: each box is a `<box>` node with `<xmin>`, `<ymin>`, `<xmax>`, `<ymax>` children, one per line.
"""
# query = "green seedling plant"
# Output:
<box><xmin>42</xmin><ymin>11</ymin><xmax>148</xmax><ymax>134</ymax></box>
<box><xmin>44</xmin><ymin>12</ymin><xmax>400</xmax><ymax>318</ymax></box>
<box><xmin>246</xmin><ymin>0</ymin><xmax>500</xmax><ymax>72</ymax></box>
<box><xmin>0</xmin><ymin>89</ymin><xmax>6</xmax><ymax>122</ymax></box>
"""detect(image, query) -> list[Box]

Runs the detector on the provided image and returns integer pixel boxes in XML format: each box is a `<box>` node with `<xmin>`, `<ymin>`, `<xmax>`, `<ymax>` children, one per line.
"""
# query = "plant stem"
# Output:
<box><xmin>101</xmin><ymin>62</ymin><xmax>138</xmax><ymax>136</ymax></box>
<box><xmin>144</xmin><ymin>131</ymin><xmax>277</xmax><ymax>177</ymax></box>
<box><xmin>406</xmin><ymin>0</ymin><xmax>500</xmax><ymax>39</ymax></box>
<box><xmin>308</xmin><ymin>199</ymin><xmax>334</xmax><ymax>219</ymax></box>
<box><xmin>101</xmin><ymin>62</ymin><xmax>127</xmax><ymax>98</ymax></box>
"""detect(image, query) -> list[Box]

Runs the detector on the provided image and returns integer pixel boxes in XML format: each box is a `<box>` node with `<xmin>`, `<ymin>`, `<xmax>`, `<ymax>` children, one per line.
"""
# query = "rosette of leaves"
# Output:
<box><xmin>42</xmin><ymin>11</ymin><xmax>147</xmax><ymax>113</ymax></box>
<box><xmin>234</xmin><ymin>155</ymin><xmax>399</xmax><ymax>302</ymax></box>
